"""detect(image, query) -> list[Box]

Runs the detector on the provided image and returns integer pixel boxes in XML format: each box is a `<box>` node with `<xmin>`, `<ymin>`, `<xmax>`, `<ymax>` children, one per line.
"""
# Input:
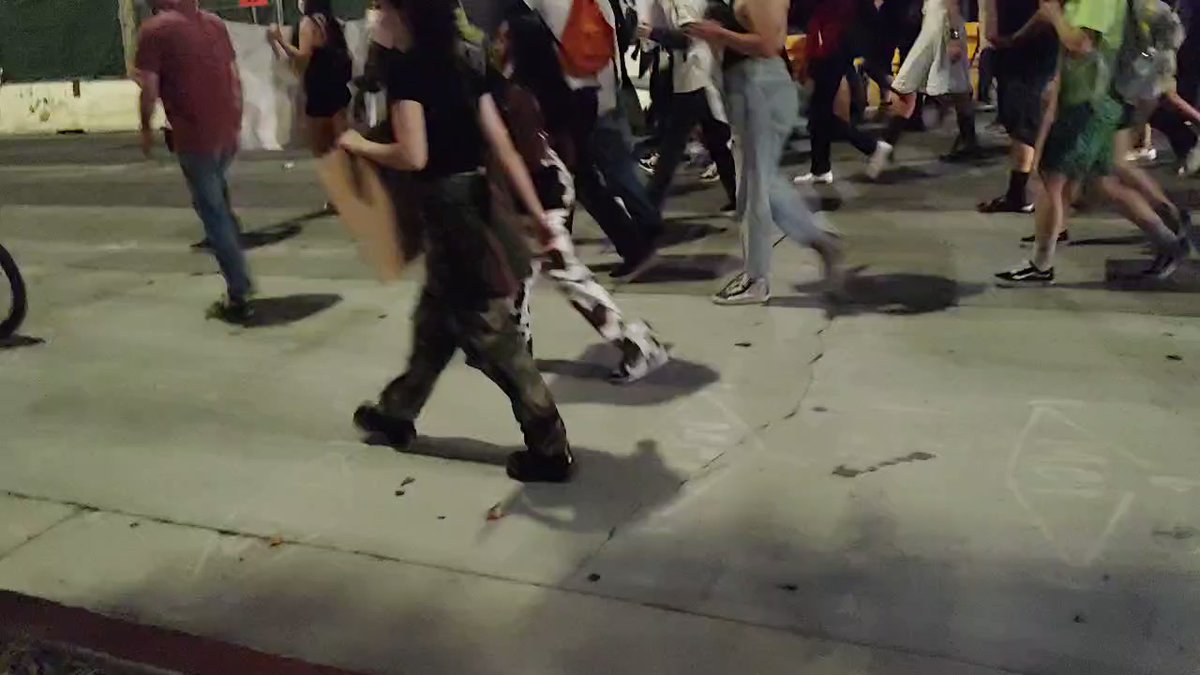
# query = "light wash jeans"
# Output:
<box><xmin>725</xmin><ymin>58</ymin><xmax>828</xmax><ymax>280</ymax></box>
<box><xmin>177</xmin><ymin>151</ymin><xmax>253</xmax><ymax>301</ymax></box>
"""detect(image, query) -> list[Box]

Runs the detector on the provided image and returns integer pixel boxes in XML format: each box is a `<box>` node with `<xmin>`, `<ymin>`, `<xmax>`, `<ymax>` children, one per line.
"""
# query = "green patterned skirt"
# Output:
<box><xmin>1040</xmin><ymin>96</ymin><xmax>1124</xmax><ymax>180</ymax></box>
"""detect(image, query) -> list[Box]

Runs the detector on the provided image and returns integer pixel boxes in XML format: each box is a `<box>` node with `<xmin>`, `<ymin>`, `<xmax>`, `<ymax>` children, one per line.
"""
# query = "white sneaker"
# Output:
<box><xmin>609</xmin><ymin>335</ymin><xmax>670</xmax><ymax>385</ymax></box>
<box><xmin>699</xmin><ymin>162</ymin><xmax>721</xmax><ymax>183</ymax></box>
<box><xmin>866</xmin><ymin>141</ymin><xmax>893</xmax><ymax>180</ymax></box>
<box><xmin>794</xmin><ymin>171</ymin><xmax>834</xmax><ymax>185</ymax></box>
<box><xmin>712</xmin><ymin>272</ymin><xmax>770</xmax><ymax>305</ymax></box>
<box><xmin>638</xmin><ymin>153</ymin><xmax>659</xmax><ymax>174</ymax></box>
<box><xmin>1182</xmin><ymin>145</ymin><xmax>1200</xmax><ymax>176</ymax></box>
<box><xmin>1126</xmin><ymin>147</ymin><xmax>1158</xmax><ymax>164</ymax></box>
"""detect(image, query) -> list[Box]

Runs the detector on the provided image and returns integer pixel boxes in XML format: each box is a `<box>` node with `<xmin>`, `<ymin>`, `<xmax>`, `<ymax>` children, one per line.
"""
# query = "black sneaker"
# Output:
<box><xmin>609</xmin><ymin>246</ymin><xmax>660</xmax><ymax>282</ymax></box>
<box><xmin>978</xmin><ymin>196</ymin><xmax>1034</xmax><ymax>214</ymax></box>
<box><xmin>354</xmin><ymin>403</ymin><xmax>416</xmax><ymax>449</ymax></box>
<box><xmin>1142</xmin><ymin>237</ymin><xmax>1190</xmax><ymax>280</ymax></box>
<box><xmin>1021</xmin><ymin>230</ymin><xmax>1069</xmax><ymax>244</ymax></box>
<box><xmin>996</xmin><ymin>261</ymin><xmax>1055</xmax><ymax>286</ymax></box>
<box><xmin>1143</xmin><ymin>253</ymin><xmax>1180</xmax><ymax>280</ymax></box>
<box><xmin>506</xmin><ymin>449</ymin><xmax>575</xmax><ymax>483</ymax></box>
<box><xmin>206</xmin><ymin>295</ymin><xmax>254</xmax><ymax>324</ymax></box>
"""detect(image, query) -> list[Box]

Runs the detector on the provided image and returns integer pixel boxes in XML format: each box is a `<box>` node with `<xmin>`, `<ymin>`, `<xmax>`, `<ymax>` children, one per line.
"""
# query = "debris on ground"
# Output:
<box><xmin>486</xmin><ymin>503</ymin><xmax>505</xmax><ymax>521</ymax></box>
<box><xmin>268</xmin><ymin>536</ymin><xmax>284</xmax><ymax>548</ymax></box>
<box><xmin>401</xmin><ymin>476</ymin><xmax>416</xmax><ymax>487</ymax></box>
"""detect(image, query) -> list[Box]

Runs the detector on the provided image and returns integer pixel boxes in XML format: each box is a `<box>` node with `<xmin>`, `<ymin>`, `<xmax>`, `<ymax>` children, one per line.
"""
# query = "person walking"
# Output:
<box><xmin>341</xmin><ymin>0</ymin><xmax>574</xmax><ymax>483</ymax></box>
<box><xmin>795</xmin><ymin>0</ymin><xmax>884</xmax><ymax>184</ymax></box>
<box><xmin>866</xmin><ymin>0</ymin><xmax>982</xmax><ymax>179</ymax></box>
<box><xmin>136</xmin><ymin>0</ymin><xmax>255</xmax><ymax>323</ymax></box>
<box><xmin>977</xmin><ymin>0</ymin><xmax>1059</xmax><ymax>214</ymax></box>
<box><xmin>637</xmin><ymin>0</ymin><xmax>738</xmax><ymax>211</ymax></box>
<box><xmin>495</xmin><ymin>11</ymin><xmax>671</xmax><ymax>383</ymax></box>
<box><xmin>996</xmin><ymin>0</ymin><xmax>1190</xmax><ymax>286</ymax></box>
<box><xmin>687</xmin><ymin>0</ymin><xmax>846</xmax><ymax>305</ymax></box>
<box><xmin>268</xmin><ymin>0</ymin><xmax>353</xmax><ymax>157</ymax></box>
<box><xmin>525</xmin><ymin>0</ymin><xmax>665</xmax><ymax>280</ymax></box>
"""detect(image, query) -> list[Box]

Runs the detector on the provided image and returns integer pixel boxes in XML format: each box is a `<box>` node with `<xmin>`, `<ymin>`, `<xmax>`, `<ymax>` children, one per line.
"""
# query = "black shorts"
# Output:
<box><xmin>997</xmin><ymin>71</ymin><xmax>1052</xmax><ymax>147</ymax></box>
<box><xmin>304</xmin><ymin>83</ymin><xmax>351</xmax><ymax>119</ymax></box>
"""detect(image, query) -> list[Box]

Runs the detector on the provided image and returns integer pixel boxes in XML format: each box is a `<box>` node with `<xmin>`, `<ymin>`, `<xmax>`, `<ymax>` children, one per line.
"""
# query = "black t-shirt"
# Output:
<box><xmin>386</xmin><ymin>49</ymin><xmax>497</xmax><ymax>179</ymax></box>
<box><xmin>997</xmin><ymin>0</ymin><xmax>1058</xmax><ymax>79</ymax></box>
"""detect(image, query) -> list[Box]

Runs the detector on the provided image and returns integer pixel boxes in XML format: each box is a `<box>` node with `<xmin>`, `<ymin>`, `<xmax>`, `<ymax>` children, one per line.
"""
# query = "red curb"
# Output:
<box><xmin>0</xmin><ymin>591</ymin><xmax>368</xmax><ymax>675</ymax></box>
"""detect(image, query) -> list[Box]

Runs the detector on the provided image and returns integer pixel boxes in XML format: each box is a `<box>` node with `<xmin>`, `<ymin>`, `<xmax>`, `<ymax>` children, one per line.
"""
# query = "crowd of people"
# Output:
<box><xmin>133</xmin><ymin>0</ymin><xmax>1199</xmax><ymax>483</ymax></box>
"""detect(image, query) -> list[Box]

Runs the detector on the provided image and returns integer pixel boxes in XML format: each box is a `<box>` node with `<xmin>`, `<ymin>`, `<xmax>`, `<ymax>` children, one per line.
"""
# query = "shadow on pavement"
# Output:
<box><xmin>1050</xmin><ymin>259</ymin><xmax>1200</xmax><ymax>293</ymax></box>
<box><xmin>400</xmin><ymin>437</ymin><xmax>685</xmax><ymax>536</ymax></box>
<box><xmin>0</xmin><ymin>335</ymin><xmax>45</xmax><ymax>351</ymax></box>
<box><xmin>621</xmin><ymin>253</ymin><xmax>741</xmax><ymax>283</ymax></box>
<box><xmin>191</xmin><ymin>210</ymin><xmax>327</xmax><ymax>252</ymax></box>
<box><xmin>241</xmin><ymin>222</ymin><xmax>305</xmax><ymax>250</ymax></box>
<box><xmin>245</xmin><ymin>293</ymin><xmax>342</xmax><ymax>328</ymax></box>
<box><xmin>1067</xmin><ymin>234</ymin><xmax>1148</xmax><ymax>247</ymax></box>
<box><xmin>538</xmin><ymin>343</ymin><xmax>719</xmax><ymax>406</ymax></box>
<box><xmin>779</xmin><ymin>270</ymin><xmax>986</xmax><ymax>316</ymax></box>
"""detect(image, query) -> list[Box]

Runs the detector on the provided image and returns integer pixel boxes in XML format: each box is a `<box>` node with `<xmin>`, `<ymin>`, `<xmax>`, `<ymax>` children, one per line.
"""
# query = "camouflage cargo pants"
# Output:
<box><xmin>380</xmin><ymin>289</ymin><xmax>569</xmax><ymax>458</ymax></box>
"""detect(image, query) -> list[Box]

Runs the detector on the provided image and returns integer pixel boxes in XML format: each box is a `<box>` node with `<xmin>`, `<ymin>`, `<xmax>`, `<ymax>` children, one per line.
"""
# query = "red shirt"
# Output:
<box><xmin>806</xmin><ymin>0</ymin><xmax>858</xmax><ymax>61</ymax></box>
<box><xmin>136</xmin><ymin>9</ymin><xmax>241</xmax><ymax>155</ymax></box>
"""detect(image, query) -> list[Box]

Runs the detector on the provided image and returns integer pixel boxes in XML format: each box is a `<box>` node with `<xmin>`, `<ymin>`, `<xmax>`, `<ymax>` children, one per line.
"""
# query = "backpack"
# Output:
<box><xmin>555</xmin><ymin>0</ymin><xmax>616</xmax><ymax>78</ymax></box>
<box><xmin>1115</xmin><ymin>0</ymin><xmax>1185</xmax><ymax>103</ymax></box>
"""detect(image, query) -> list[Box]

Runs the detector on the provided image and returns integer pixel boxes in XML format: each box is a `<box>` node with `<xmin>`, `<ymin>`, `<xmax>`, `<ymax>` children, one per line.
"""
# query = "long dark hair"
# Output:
<box><xmin>302</xmin><ymin>0</ymin><xmax>348</xmax><ymax>52</ymax></box>
<box><xmin>505</xmin><ymin>11</ymin><xmax>573</xmax><ymax>138</ymax></box>
<box><xmin>382</xmin><ymin>0</ymin><xmax>459</xmax><ymax>61</ymax></box>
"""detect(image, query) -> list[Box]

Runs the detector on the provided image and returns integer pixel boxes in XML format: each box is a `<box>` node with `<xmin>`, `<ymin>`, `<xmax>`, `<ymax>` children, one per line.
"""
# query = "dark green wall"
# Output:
<box><xmin>0</xmin><ymin>0</ymin><xmax>126</xmax><ymax>83</ymax></box>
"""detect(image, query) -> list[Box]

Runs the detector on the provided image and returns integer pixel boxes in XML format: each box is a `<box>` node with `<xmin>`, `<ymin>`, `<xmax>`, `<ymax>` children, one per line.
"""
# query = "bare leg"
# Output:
<box><xmin>306</xmin><ymin>116</ymin><xmax>337</xmax><ymax>157</ymax></box>
<box><xmin>1114</xmin><ymin>128</ymin><xmax>1178</xmax><ymax>224</ymax></box>
<box><xmin>1095</xmin><ymin>175</ymin><xmax>1179</xmax><ymax>250</ymax></box>
<box><xmin>1032</xmin><ymin>173</ymin><xmax>1070</xmax><ymax>270</ymax></box>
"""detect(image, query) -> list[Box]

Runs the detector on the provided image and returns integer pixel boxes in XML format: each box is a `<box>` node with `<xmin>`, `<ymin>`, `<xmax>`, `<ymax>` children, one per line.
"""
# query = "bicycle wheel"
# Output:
<box><xmin>0</xmin><ymin>244</ymin><xmax>28</xmax><ymax>339</ymax></box>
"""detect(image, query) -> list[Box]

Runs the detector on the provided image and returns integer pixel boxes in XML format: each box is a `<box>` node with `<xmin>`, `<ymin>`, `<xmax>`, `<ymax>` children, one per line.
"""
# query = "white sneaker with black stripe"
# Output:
<box><xmin>712</xmin><ymin>272</ymin><xmax>770</xmax><ymax>305</ymax></box>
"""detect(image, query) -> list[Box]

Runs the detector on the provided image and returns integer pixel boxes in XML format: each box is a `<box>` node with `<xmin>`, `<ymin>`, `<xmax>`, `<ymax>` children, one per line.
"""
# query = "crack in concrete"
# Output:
<box><xmin>735</xmin><ymin>316</ymin><xmax>833</xmax><ymax>449</ymax></box>
<box><xmin>0</xmin><ymin>505</ymin><xmax>85</xmax><ymax>563</ymax></box>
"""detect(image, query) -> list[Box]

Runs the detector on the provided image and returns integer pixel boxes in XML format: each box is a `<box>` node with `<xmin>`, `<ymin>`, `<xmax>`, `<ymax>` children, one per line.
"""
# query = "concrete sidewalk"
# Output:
<box><xmin>1</xmin><ymin>129</ymin><xmax>1198</xmax><ymax>674</ymax></box>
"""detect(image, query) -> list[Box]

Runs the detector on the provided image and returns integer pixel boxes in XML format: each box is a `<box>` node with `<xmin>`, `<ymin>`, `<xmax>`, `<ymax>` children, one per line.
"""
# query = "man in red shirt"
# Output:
<box><xmin>136</xmin><ymin>0</ymin><xmax>255</xmax><ymax>323</ymax></box>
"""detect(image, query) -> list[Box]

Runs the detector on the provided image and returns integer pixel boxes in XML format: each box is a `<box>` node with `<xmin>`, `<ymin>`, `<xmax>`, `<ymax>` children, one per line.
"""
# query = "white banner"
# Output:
<box><xmin>225</xmin><ymin>18</ymin><xmax>369</xmax><ymax>152</ymax></box>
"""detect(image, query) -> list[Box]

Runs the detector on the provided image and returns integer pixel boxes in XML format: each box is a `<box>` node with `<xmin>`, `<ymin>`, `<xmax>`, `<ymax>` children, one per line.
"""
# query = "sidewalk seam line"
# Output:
<box><xmin>0</xmin><ymin>503</ymin><xmax>86</xmax><ymax>563</ymax></box>
<box><xmin>1</xmin><ymin>488</ymin><xmax>1029</xmax><ymax>675</ymax></box>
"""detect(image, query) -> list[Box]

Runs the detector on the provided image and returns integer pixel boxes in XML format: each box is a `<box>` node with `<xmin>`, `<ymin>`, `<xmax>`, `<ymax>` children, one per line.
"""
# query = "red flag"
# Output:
<box><xmin>239</xmin><ymin>0</ymin><xmax>269</xmax><ymax>6</ymax></box>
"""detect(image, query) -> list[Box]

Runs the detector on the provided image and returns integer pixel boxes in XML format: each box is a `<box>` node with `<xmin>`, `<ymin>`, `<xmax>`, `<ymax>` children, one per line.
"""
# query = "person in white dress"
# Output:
<box><xmin>865</xmin><ymin>0</ymin><xmax>981</xmax><ymax>179</ymax></box>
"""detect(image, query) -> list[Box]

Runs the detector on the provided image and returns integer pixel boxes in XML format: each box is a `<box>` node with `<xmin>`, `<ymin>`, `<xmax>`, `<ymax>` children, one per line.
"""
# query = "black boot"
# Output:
<box><xmin>354</xmin><ymin>403</ymin><xmax>416</xmax><ymax>450</ymax></box>
<box><xmin>506</xmin><ymin>449</ymin><xmax>575</xmax><ymax>483</ymax></box>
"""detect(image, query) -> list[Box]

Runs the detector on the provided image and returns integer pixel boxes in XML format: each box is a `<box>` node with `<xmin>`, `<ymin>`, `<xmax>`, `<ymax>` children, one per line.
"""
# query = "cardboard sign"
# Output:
<box><xmin>316</xmin><ymin>150</ymin><xmax>416</xmax><ymax>282</ymax></box>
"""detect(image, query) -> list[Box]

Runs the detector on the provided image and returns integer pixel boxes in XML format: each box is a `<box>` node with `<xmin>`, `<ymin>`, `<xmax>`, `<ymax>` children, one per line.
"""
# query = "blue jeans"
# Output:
<box><xmin>178</xmin><ymin>151</ymin><xmax>253</xmax><ymax>301</ymax></box>
<box><xmin>726</xmin><ymin>59</ymin><xmax>828</xmax><ymax>280</ymax></box>
<box><xmin>591</xmin><ymin>106</ymin><xmax>663</xmax><ymax>239</ymax></box>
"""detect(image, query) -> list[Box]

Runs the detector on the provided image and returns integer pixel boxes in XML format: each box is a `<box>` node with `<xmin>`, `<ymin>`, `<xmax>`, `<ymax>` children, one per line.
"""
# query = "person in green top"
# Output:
<box><xmin>996</xmin><ymin>0</ymin><xmax>1191</xmax><ymax>285</ymax></box>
